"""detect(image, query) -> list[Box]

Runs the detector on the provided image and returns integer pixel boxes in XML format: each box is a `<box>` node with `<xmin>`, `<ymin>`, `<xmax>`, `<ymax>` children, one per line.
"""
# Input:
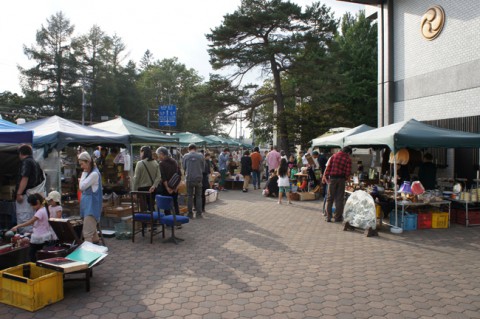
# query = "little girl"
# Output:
<box><xmin>10</xmin><ymin>193</ymin><xmax>55</xmax><ymax>262</ymax></box>
<box><xmin>46</xmin><ymin>190</ymin><xmax>63</xmax><ymax>218</ymax></box>
<box><xmin>277</xmin><ymin>158</ymin><xmax>292</xmax><ymax>204</ymax></box>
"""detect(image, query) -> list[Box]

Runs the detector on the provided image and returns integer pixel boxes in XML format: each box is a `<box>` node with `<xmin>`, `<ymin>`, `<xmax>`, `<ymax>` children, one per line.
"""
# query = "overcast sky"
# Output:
<box><xmin>0</xmin><ymin>0</ymin><xmax>363</xmax><ymax>95</ymax></box>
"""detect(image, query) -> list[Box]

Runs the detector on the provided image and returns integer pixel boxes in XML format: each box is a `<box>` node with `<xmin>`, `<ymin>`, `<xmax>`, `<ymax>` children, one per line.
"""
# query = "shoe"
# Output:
<box><xmin>278</xmin><ymin>201</ymin><xmax>282</xmax><ymax>205</ymax></box>
<box><xmin>196</xmin><ymin>214</ymin><xmax>203</xmax><ymax>219</ymax></box>
<box><xmin>187</xmin><ymin>213</ymin><xmax>194</xmax><ymax>219</ymax></box>
<box><xmin>334</xmin><ymin>218</ymin><xmax>344</xmax><ymax>223</ymax></box>
<box><xmin>326</xmin><ymin>218</ymin><xmax>332</xmax><ymax>222</ymax></box>
<box><xmin>254</xmin><ymin>186</ymin><xmax>257</xmax><ymax>190</ymax></box>
<box><xmin>242</xmin><ymin>189</ymin><xmax>247</xmax><ymax>192</ymax></box>
<box><xmin>288</xmin><ymin>201</ymin><xmax>292</xmax><ymax>204</ymax></box>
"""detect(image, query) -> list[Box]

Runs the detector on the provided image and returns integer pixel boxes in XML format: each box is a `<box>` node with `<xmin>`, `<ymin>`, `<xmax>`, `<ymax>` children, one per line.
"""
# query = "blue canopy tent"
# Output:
<box><xmin>0</xmin><ymin>118</ymin><xmax>33</xmax><ymax>146</ymax></box>
<box><xmin>21</xmin><ymin>115</ymin><xmax>129</xmax><ymax>153</ymax></box>
<box><xmin>21</xmin><ymin>116</ymin><xmax>130</xmax><ymax>192</ymax></box>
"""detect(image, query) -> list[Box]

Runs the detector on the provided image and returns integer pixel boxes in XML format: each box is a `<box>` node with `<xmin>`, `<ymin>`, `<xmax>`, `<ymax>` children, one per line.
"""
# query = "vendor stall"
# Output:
<box><xmin>344</xmin><ymin>118</ymin><xmax>480</xmax><ymax>230</ymax></box>
<box><xmin>0</xmin><ymin>119</ymin><xmax>34</xmax><ymax>229</ymax></box>
<box><xmin>20</xmin><ymin>116</ymin><xmax>130</xmax><ymax>199</ymax></box>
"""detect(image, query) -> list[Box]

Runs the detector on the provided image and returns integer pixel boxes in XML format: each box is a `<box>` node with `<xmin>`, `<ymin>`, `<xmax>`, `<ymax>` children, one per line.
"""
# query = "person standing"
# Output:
<box><xmin>182</xmin><ymin>144</ymin><xmax>205</xmax><ymax>218</ymax></box>
<box><xmin>133</xmin><ymin>146</ymin><xmax>161</xmax><ymax>194</ymax></box>
<box><xmin>78</xmin><ymin>151</ymin><xmax>103</xmax><ymax>243</ymax></box>
<box><xmin>218</xmin><ymin>148</ymin><xmax>230</xmax><ymax>191</ymax></box>
<box><xmin>277</xmin><ymin>158</ymin><xmax>292</xmax><ymax>205</ymax></box>
<box><xmin>156</xmin><ymin>147</ymin><xmax>182</xmax><ymax>215</ymax></box>
<box><xmin>15</xmin><ymin>144</ymin><xmax>46</xmax><ymax>233</ymax></box>
<box><xmin>418</xmin><ymin>153</ymin><xmax>436</xmax><ymax>190</ymax></box>
<box><xmin>322</xmin><ymin>146</ymin><xmax>352</xmax><ymax>223</ymax></box>
<box><xmin>266</xmin><ymin>145</ymin><xmax>281</xmax><ymax>174</ymax></box>
<box><xmin>263</xmin><ymin>150</ymin><xmax>269</xmax><ymax>181</ymax></box>
<box><xmin>250</xmin><ymin>147</ymin><xmax>262</xmax><ymax>190</ymax></box>
<box><xmin>240</xmin><ymin>150</ymin><xmax>252</xmax><ymax>192</ymax></box>
<box><xmin>201</xmin><ymin>153</ymin><xmax>213</xmax><ymax>212</ymax></box>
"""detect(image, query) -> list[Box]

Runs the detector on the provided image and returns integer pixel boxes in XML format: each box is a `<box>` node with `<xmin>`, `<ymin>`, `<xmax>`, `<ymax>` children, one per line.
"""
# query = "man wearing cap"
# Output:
<box><xmin>182</xmin><ymin>144</ymin><xmax>205</xmax><ymax>218</ymax></box>
<box><xmin>322</xmin><ymin>146</ymin><xmax>352</xmax><ymax>223</ymax></box>
<box><xmin>15</xmin><ymin>144</ymin><xmax>46</xmax><ymax>233</ymax></box>
<box><xmin>78</xmin><ymin>151</ymin><xmax>103</xmax><ymax>243</ymax></box>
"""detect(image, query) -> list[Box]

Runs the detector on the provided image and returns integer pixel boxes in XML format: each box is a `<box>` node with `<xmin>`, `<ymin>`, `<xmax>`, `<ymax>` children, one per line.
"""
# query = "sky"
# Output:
<box><xmin>0</xmin><ymin>0</ymin><xmax>363</xmax><ymax>95</ymax></box>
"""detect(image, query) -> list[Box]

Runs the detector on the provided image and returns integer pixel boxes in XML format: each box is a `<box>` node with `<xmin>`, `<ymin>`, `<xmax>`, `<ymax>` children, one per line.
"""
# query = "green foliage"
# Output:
<box><xmin>19</xmin><ymin>11</ymin><xmax>82</xmax><ymax>117</ymax></box>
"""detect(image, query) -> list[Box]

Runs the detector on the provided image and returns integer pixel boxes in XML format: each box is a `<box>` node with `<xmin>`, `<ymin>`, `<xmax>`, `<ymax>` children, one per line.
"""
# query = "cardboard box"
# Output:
<box><xmin>299</xmin><ymin>192</ymin><xmax>316</xmax><ymax>201</ymax></box>
<box><xmin>103</xmin><ymin>205</ymin><xmax>132</xmax><ymax>218</ymax></box>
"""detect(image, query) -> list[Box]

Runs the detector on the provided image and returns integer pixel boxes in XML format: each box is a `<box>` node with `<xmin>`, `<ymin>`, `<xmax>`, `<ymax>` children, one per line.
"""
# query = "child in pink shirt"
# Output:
<box><xmin>11</xmin><ymin>193</ymin><xmax>55</xmax><ymax>261</ymax></box>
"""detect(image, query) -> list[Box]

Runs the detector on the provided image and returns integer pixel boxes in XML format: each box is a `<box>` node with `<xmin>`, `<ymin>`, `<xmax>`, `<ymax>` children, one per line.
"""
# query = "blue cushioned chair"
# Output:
<box><xmin>130</xmin><ymin>191</ymin><xmax>164</xmax><ymax>243</ymax></box>
<box><xmin>155</xmin><ymin>195</ymin><xmax>189</xmax><ymax>244</ymax></box>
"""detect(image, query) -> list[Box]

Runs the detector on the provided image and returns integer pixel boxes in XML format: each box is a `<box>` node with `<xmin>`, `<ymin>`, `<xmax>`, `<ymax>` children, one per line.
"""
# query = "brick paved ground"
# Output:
<box><xmin>2</xmin><ymin>188</ymin><xmax>480</xmax><ymax>318</ymax></box>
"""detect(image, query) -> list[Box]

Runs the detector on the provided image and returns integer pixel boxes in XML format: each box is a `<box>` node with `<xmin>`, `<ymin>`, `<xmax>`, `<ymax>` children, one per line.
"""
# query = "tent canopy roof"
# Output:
<box><xmin>344</xmin><ymin>119</ymin><xmax>480</xmax><ymax>151</ymax></box>
<box><xmin>0</xmin><ymin>118</ymin><xmax>33</xmax><ymax>145</ymax></box>
<box><xmin>91</xmin><ymin>116</ymin><xmax>178</xmax><ymax>145</ymax></box>
<box><xmin>21</xmin><ymin>115</ymin><xmax>129</xmax><ymax>151</ymax></box>
<box><xmin>311</xmin><ymin>124</ymin><xmax>374</xmax><ymax>148</ymax></box>
<box><xmin>173</xmin><ymin>132</ymin><xmax>218</xmax><ymax>147</ymax></box>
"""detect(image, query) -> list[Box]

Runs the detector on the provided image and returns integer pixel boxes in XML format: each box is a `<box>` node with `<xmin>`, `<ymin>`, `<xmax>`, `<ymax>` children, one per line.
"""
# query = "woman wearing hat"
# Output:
<box><xmin>78</xmin><ymin>151</ymin><xmax>103</xmax><ymax>243</ymax></box>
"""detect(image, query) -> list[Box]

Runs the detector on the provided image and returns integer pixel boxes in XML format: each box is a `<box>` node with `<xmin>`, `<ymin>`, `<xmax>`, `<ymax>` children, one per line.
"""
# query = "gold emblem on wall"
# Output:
<box><xmin>421</xmin><ymin>5</ymin><xmax>445</xmax><ymax>40</ymax></box>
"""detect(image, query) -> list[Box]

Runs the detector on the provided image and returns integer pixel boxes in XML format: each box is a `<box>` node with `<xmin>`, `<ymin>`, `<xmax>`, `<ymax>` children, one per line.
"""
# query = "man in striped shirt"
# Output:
<box><xmin>322</xmin><ymin>146</ymin><xmax>352</xmax><ymax>222</ymax></box>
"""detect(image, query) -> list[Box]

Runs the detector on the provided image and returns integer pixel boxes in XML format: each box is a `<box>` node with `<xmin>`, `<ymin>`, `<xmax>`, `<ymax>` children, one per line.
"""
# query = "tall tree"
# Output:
<box><xmin>207</xmin><ymin>0</ymin><xmax>337</xmax><ymax>151</ymax></box>
<box><xmin>19</xmin><ymin>11</ymin><xmax>82</xmax><ymax>117</ymax></box>
<box><xmin>335</xmin><ymin>11</ymin><xmax>377</xmax><ymax>126</ymax></box>
<box><xmin>137</xmin><ymin>57</ymin><xmax>203</xmax><ymax>130</ymax></box>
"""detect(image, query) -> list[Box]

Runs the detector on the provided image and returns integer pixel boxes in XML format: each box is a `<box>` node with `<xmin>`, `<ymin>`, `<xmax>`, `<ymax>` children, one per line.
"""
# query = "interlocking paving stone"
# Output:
<box><xmin>3</xmin><ymin>189</ymin><xmax>480</xmax><ymax>318</ymax></box>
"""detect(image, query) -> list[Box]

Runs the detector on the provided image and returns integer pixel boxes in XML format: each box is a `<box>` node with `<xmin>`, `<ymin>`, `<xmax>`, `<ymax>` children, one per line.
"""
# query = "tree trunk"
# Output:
<box><xmin>270</xmin><ymin>57</ymin><xmax>289</xmax><ymax>152</ymax></box>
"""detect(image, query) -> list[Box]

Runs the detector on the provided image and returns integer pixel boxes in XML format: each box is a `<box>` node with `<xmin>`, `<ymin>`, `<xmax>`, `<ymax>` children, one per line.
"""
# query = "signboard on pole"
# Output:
<box><xmin>158</xmin><ymin>105</ymin><xmax>177</xmax><ymax>127</ymax></box>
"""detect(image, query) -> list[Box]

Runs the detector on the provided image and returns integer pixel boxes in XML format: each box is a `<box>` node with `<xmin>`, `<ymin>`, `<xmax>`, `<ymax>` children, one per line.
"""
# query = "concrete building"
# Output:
<box><xmin>340</xmin><ymin>0</ymin><xmax>480</xmax><ymax>180</ymax></box>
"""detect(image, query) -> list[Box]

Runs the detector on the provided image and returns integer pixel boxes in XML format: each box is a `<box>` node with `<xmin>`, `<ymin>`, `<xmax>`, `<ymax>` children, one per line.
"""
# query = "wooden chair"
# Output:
<box><xmin>130</xmin><ymin>191</ymin><xmax>164</xmax><ymax>244</ymax></box>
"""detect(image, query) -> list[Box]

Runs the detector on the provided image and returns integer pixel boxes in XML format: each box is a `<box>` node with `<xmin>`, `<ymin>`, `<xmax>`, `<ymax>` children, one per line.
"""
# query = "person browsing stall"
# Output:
<box><xmin>322</xmin><ymin>146</ymin><xmax>352</xmax><ymax>223</ymax></box>
<box><xmin>78</xmin><ymin>151</ymin><xmax>103</xmax><ymax>243</ymax></box>
<box><xmin>11</xmin><ymin>193</ymin><xmax>55</xmax><ymax>261</ymax></box>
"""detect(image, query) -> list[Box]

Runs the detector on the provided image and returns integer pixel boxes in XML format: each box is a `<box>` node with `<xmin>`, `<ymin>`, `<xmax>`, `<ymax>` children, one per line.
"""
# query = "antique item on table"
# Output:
<box><xmin>343</xmin><ymin>190</ymin><xmax>376</xmax><ymax>231</ymax></box>
<box><xmin>411</xmin><ymin>181</ymin><xmax>425</xmax><ymax>195</ymax></box>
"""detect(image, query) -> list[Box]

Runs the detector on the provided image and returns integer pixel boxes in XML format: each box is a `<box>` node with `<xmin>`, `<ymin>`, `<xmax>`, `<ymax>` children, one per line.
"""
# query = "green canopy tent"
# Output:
<box><xmin>205</xmin><ymin>135</ymin><xmax>241</xmax><ymax>148</ymax></box>
<box><xmin>91</xmin><ymin>116</ymin><xmax>178</xmax><ymax>145</ymax></box>
<box><xmin>344</xmin><ymin>118</ymin><xmax>480</xmax><ymax>229</ymax></box>
<box><xmin>173</xmin><ymin>132</ymin><xmax>221</xmax><ymax>147</ymax></box>
<box><xmin>344</xmin><ymin>119</ymin><xmax>480</xmax><ymax>151</ymax></box>
<box><xmin>311</xmin><ymin>124</ymin><xmax>374</xmax><ymax>148</ymax></box>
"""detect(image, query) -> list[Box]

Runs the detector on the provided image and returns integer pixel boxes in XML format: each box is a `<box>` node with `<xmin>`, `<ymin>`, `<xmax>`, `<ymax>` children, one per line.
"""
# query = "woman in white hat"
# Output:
<box><xmin>78</xmin><ymin>151</ymin><xmax>103</xmax><ymax>243</ymax></box>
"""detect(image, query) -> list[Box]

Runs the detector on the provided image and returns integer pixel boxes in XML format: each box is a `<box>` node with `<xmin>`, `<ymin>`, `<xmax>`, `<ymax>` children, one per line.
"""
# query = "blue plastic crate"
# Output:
<box><xmin>403</xmin><ymin>212</ymin><xmax>417</xmax><ymax>231</ymax></box>
<box><xmin>389</xmin><ymin>211</ymin><xmax>402</xmax><ymax>227</ymax></box>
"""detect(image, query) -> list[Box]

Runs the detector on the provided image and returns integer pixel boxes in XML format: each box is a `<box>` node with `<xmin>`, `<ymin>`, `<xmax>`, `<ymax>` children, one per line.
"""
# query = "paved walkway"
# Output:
<box><xmin>3</xmin><ymin>188</ymin><xmax>480</xmax><ymax>318</ymax></box>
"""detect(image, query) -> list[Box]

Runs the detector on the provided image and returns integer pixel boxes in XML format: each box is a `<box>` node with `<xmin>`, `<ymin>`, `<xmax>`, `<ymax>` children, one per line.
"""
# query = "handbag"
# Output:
<box><xmin>167</xmin><ymin>172</ymin><xmax>181</xmax><ymax>189</ymax></box>
<box><xmin>141</xmin><ymin>161</ymin><xmax>163</xmax><ymax>194</ymax></box>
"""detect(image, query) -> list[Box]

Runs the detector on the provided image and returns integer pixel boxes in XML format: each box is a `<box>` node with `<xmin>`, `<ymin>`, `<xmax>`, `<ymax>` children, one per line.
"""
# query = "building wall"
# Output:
<box><xmin>391</xmin><ymin>0</ymin><xmax>480</xmax><ymax>122</ymax></box>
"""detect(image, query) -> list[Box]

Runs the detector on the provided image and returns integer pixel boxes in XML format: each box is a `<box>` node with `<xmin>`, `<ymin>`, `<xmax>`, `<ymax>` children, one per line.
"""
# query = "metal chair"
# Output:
<box><xmin>130</xmin><ymin>191</ymin><xmax>164</xmax><ymax>244</ymax></box>
<box><xmin>155</xmin><ymin>195</ymin><xmax>189</xmax><ymax>244</ymax></box>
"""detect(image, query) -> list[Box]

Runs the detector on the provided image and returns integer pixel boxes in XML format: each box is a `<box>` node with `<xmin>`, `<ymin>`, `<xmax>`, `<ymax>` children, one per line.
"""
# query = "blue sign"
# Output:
<box><xmin>158</xmin><ymin>105</ymin><xmax>177</xmax><ymax>127</ymax></box>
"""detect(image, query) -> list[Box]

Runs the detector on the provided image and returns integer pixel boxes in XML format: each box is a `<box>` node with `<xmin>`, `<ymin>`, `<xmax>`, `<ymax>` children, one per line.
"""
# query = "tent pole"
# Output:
<box><xmin>394</xmin><ymin>153</ymin><xmax>398</xmax><ymax>228</ymax></box>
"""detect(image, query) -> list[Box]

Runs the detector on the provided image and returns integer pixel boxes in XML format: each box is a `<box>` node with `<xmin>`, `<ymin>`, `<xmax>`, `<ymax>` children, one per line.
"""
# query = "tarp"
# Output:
<box><xmin>173</xmin><ymin>132</ymin><xmax>218</xmax><ymax>147</ymax></box>
<box><xmin>344</xmin><ymin>119</ymin><xmax>480</xmax><ymax>152</ymax></box>
<box><xmin>311</xmin><ymin>124</ymin><xmax>374</xmax><ymax>148</ymax></box>
<box><xmin>21</xmin><ymin>115</ymin><xmax>129</xmax><ymax>152</ymax></box>
<box><xmin>0</xmin><ymin>118</ymin><xmax>33</xmax><ymax>145</ymax></box>
<box><xmin>91</xmin><ymin>116</ymin><xmax>178</xmax><ymax>145</ymax></box>
<box><xmin>206</xmin><ymin>135</ymin><xmax>240</xmax><ymax>147</ymax></box>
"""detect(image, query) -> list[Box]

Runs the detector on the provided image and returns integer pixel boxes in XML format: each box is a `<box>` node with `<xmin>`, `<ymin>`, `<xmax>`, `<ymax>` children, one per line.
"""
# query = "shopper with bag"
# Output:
<box><xmin>133</xmin><ymin>146</ymin><xmax>161</xmax><ymax>211</ymax></box>
<box><xmin>156</xmin><ymin>147</ymin><xmax>182</xmax><ymax>215</ymax></box>
<box><xmin>15</xmin><ymin>144</ymin><xmax>46</xmax><ymax>233</ymax></box>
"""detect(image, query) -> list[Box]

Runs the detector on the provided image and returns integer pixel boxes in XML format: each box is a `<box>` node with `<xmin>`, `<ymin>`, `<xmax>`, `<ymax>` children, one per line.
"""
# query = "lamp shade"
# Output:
<box><xmin>411</xmin><ymin>181</ymin><xmax>425</xmax><ymax>195</ymax></box>
<box><xmin>399</xmin><ymin>181</ymin><xmax>412</xmax><ymax>194</ymax></box>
